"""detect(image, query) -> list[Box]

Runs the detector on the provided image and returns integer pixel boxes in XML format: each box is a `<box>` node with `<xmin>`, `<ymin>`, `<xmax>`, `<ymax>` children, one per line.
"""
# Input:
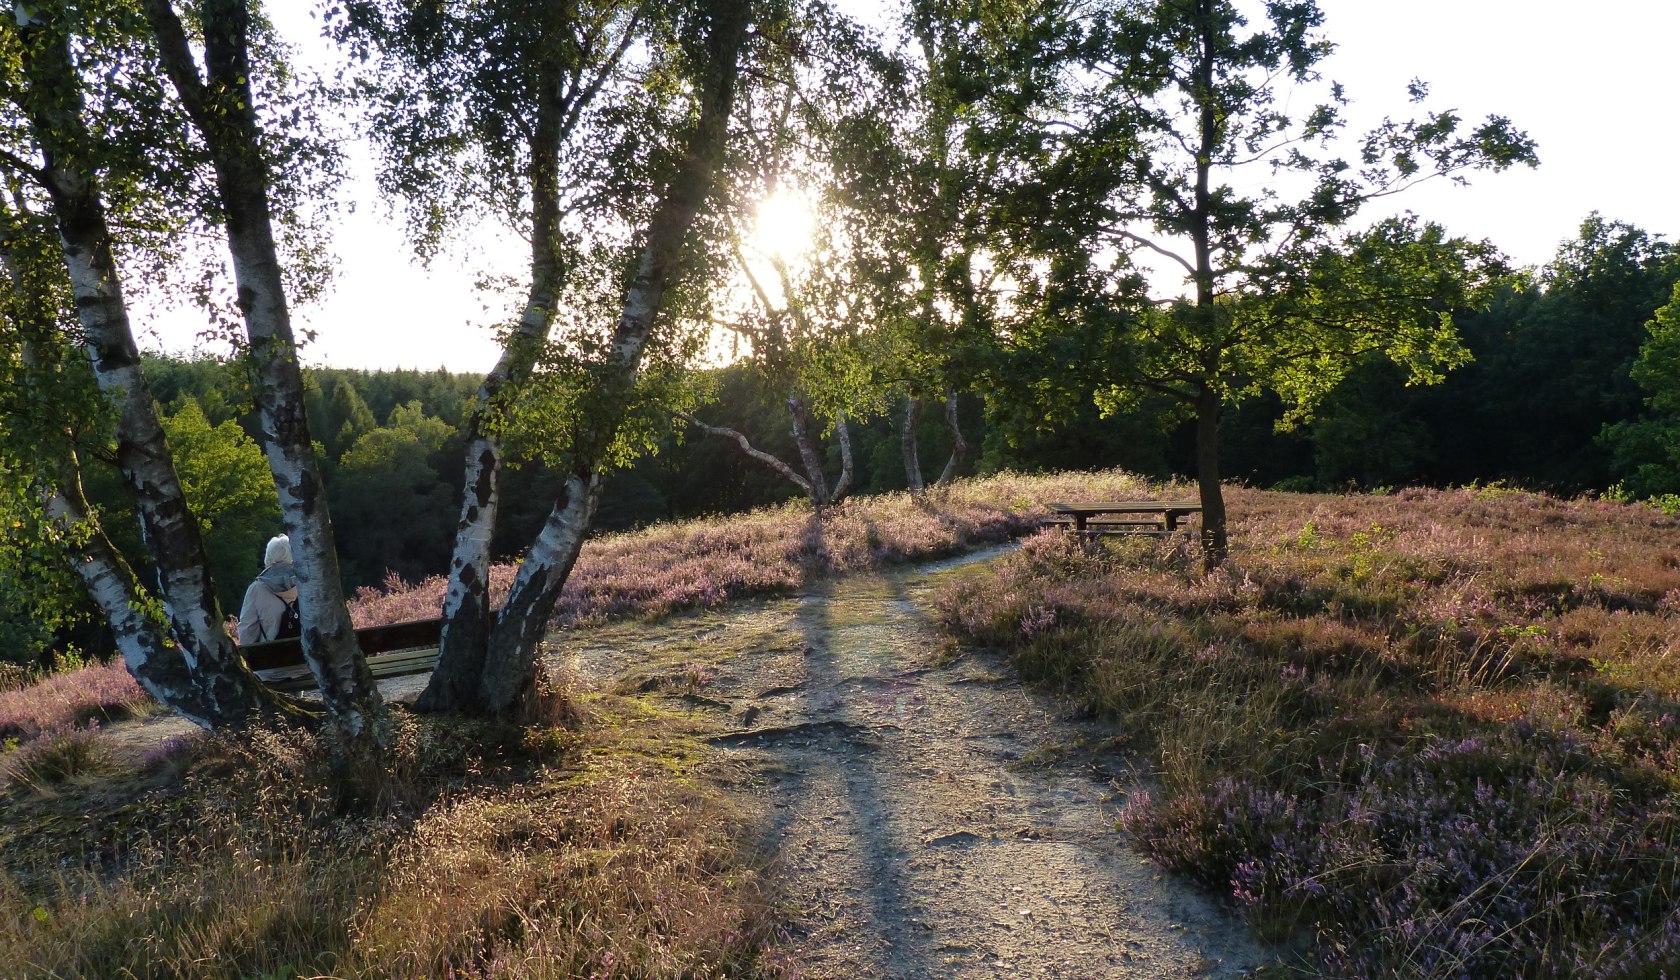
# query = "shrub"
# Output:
<box><xmin>0</xmin><ymin>659</ymin><xmax>150</xmax><ymax>744</ymax></box>
<box><xmin>348</xmin><ymin>469</ymin><xmax>1169</xmax><ymax>629</ymax></box>
<box><xmin>4</xmin><ymin>723</ymin><xmax>112</xmax><ymax>792</ymax></box>
<box><xmin>941</xmin><ymin>484</ymin><xmax>1680</xmax><ymax>976</ymax></box>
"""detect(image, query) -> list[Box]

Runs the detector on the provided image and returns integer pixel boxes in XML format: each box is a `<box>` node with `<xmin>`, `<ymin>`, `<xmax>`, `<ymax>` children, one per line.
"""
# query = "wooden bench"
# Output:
<box><xmin>1044</xmin><ymin>500</ymin><xmax>1202</xmax><ymax>538</ymax></box>
<box><xmin>241</xmin><ymin>617</ymin><xmax>444</xmax><ymax>692</ymax></box>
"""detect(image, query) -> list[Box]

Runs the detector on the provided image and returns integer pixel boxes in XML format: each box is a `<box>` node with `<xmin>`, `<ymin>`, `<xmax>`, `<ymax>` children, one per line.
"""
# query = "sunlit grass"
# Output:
<box><xmin>936</xmin><ymin>486</ymin><xmax>1680</xmax><ymax>976</ymax></box>
<box><xmin>0</xmin><ymin>659</ymin><xmax>152</xmax><ymax>744</ymax></box>
<box><xmin>348</xmin><ymin>467</ymin><xmax>1166</xmax><ymax>628</ymax></box>
<box><xmin>0</xmin><ymin>677</ymin><xmax>787</xmax><ymax>979</ymax></box>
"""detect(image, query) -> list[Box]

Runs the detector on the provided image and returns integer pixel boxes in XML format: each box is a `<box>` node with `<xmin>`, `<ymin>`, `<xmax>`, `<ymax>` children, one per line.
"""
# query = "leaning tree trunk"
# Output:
<box><xmin>473</xmin><ymin>0</ymin><xmax>750</xmax><ymax>718</ymax></box>
<box><xmin>686</xmin><ymin>413</ymin><xmax>816</xmax><ymax>498</ymax></box>
<box><xmin>421</xmin><ymin>71</ymin><xmax>565</xmax><ymax>715</ymax></box>
<box><xmin>13</xmin><ymin>7</ymin><xmax>276</xmax><ymax>727</ymax></box>
<box><xmin>40</xmin><ymin>452</ymin><xmax>279</xmax><ymax>728</ymax></box>
<box><xmin>901</xmin><ymin>396</ymin><xmax>925</xmax><ymax>492</ymax></box>
<box><xmin>689</xmin><ymin>400</ymin><xmax>851</xmax><ymax>509</ymax></box>
<box><xmin>479</xmin><ymin>474</ymin><xmax>600</xmax><ymax>712</ymax></box>
<box><xmin>933</xmin><ymin>390</ymin><xmax>969</xmax><ymax>487</ymax></box>
<box><xmin>148</xmin><ymin>0</ymin><xmax>384</xmax><ymax>748</ymax></box>
<box><xmin>831</xmin><ymin>411</ymin><xmax>855</xmax><ymax>504</ymax></box>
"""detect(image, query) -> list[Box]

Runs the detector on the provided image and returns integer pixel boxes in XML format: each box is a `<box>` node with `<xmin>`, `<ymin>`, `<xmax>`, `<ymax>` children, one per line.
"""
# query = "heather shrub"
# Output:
<box><xmin>941</xmin><ymin>485</ymin><xmax>1680</xmax><ymax>976</ymax></box>
<box><xmin>349</xmin><ymin>468</ymin><xmax>1166</xmax><ymax>629</ymax></box>
<box><xmin>3</xmin><ymin>723</ymin><xmax>113</xmax><ymax>792</ymax></box>
<box><xmin>0</xmin><ymin>660</ymin><xmax>150</xmax><ymax>744</ymax></box>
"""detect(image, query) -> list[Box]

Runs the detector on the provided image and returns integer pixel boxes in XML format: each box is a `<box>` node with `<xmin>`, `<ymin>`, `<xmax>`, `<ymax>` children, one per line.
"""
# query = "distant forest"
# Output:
<box><xmin>7</xmin><ymin>213</ymin><xmax>1677</xmax><ymax>665</ymax></box>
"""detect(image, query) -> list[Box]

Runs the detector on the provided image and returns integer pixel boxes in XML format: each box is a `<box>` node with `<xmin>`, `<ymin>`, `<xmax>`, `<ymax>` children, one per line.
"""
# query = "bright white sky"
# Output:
<box><xmin>132</xmin><ymin>0</ymin><xmax>1680</xmax><ymax>372</ymax></box>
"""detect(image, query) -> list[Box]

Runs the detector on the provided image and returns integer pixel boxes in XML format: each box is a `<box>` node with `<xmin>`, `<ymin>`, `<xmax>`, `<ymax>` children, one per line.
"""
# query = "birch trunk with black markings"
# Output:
<box><xmin>421</xmin><ymin>72</ymin><xmax>565</xmax><ymax>714</ymax></box>
<box><xmin>901</xmin><ymin>396</ymin><xmax>924</xmax><ymax>492</ymax></box>
<box><xmin>786</xmin><ymin>394</ymin><xmax>832</xmax><ymax>505</ymax></box>
<box><xmin>831</xmin><ymin>410</ymin><xmax>854</xmax><ymax>504</ymax></box>
<box><xmin>11</xmin><ymin>5</ymin><xmax>276</xmax><ymax>727</ymax></box>
<box><xmin>38</xmin><ymin>452</ymin><xmax>275</xmax><ymax>728</ymax></box>
<box><xmin>933</xmin><ymin>390</ymin><xmax>969</xmax><ymax>487</ymax></box>
<box><xmin>146</xmin><ymin>0</ymin><xmax>384</xmax><ymax>746</ymax></box>
<box><xmin>474</xmin><ymin>0</ymin><xmax>750</xmax><ymax>716</ymax></box>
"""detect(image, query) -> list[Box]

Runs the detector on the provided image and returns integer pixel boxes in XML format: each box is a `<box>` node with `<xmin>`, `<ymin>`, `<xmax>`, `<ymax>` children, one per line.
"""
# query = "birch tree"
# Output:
<box><xmin>468</xmin><ymin>0</ymin><xmax>751</xmax><ymax>715</ymax></box>
<box><xmin>137</xmin><ymin>0</ymin><xmax>388</xmax><ymax>752</ymax></box>
<box><xmin>331</xmin><ymin>0</ymin><xmax>655</xmax><ymax>712</ymax></box>
<box><xmin>339</xmin><ymin>0</ymin><xmax>753</xmax><ymax>716</ymax></box>
<box><xmin>825</xmin><ymin>0</ymin><xmax>1059</xmax><ymax>492</ymax></box>
<box><xmin>0</xmin><ymin>1</ymin><xmax>286</xmax><ymax>727</ymax></box>
<box><xmin>689</xmin><ymin>191</ymin><xmax>878</xmax><ymax>508</ymax></box>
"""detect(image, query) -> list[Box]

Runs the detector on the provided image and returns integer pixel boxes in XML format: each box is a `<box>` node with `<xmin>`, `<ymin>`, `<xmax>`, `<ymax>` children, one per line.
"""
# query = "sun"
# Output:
<box><xmin>750</xmin><ymin>187</ymin><xmax>818</xmax><ymax>262</ymax></box>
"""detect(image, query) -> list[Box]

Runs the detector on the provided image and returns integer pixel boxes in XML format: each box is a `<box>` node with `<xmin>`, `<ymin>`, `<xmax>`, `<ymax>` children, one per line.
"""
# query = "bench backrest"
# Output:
<box><xmin>241</xmin><ymin>616</ymin><xmax>445</xmax><ymax>670</ymax></box>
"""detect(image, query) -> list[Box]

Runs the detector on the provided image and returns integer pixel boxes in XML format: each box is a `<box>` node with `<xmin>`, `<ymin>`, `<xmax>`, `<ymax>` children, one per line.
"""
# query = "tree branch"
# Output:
<box><xmin>679</xmin><ymin>411</ymin><xmax>812</xmax><ymax>493</ymax></box>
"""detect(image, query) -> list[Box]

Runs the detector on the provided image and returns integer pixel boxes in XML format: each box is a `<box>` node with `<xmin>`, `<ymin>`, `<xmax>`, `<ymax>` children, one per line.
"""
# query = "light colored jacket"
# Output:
<box><xmin>237</xmin><ymin>562</ymin><xmax>298</xmax><ymax>644</ymax></box>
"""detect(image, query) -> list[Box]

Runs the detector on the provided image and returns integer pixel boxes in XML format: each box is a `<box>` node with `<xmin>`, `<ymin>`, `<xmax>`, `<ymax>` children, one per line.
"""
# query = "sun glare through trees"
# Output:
<box><xmin>748</xmin><ymin>187</ymin><xmax>819</xmax><ymax>264</ymax></box>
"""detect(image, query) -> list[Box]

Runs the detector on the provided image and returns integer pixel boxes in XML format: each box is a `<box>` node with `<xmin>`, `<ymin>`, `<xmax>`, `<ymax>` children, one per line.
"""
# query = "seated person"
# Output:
<box><xmin>237</xmin><ymin>534</ymin><xmax>299</xmax><ymax>645</ymax></box>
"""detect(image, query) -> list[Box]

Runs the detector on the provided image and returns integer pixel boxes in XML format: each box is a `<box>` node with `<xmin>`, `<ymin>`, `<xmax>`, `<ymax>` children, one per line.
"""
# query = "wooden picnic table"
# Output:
<box><xmin>1044</xmin><ymin>499</ymin><xmax>1202</xmax><ymax>536</ymax></box>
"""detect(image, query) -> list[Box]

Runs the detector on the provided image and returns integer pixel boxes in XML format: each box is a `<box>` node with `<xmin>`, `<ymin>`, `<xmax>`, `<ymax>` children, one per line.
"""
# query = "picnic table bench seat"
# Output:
<box><xmin>242</xmin><ymin>616</ymin><xmax>444</xmax><ymax>692</ymax></box>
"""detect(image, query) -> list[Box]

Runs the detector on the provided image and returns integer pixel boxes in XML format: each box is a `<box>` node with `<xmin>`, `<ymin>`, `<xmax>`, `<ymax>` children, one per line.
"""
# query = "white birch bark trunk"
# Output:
<box><xmin>12</xmin><ymin>5</ymin><xmax>274</xmax><ymax>727</ymax></box>
<box><xmin>901</xmin><ymin>396</ymin><xmax>925</xmax><ymax>492</ymax></box>
<box><xmin>479</xmin><ymin>473</ymin><xmax>600</xmax><ymax>711</ymax></box>
<box><xmin>38</xmin><ymin>456</ymin><xmax>246</xmax><ymax>729</ymax></box>
<box><xmin>934</xmin><ymin>390</ymin><xmax>970</xmax><ymax>487</ymax></box>
<box><xmin>421</xmin><ymin>65</ymin><xmax>565</xmax><ymax>713</ymax></box>
<box><xmin>787</xmin><ymin>395</ymin><xmax>832</xmax><ymax>505</ymax></box>
<box><xmin>685</xmin><ymin>413</ymin><xmax>815</xmax><ymax>495</ymax></box>
<box><xmin>831</xmin><ymin>411</ymin><xmax>854</xmax><ymax>503</ymax></box>
<box><xmin>147</xmin><ymin>0</ymin><xmax>385</xmax><ymax>745</ymax></box>
<box><xmin>475</xmin><ymin>0</ymin><xmax>750</xmax><ymax>716</ymax></box>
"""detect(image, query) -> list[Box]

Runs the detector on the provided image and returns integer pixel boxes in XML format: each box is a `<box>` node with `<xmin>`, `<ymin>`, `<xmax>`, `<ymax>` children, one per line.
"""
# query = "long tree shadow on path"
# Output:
<box><xmin>709</xmin><ymin>542</ymin><xmax>1267</xmax><ymax>978</ymax></box>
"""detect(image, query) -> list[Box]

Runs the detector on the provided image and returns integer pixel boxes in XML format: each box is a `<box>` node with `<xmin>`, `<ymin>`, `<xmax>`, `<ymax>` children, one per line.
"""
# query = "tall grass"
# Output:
<box><xmin>0</xmin><ymin>686</ymin><xmax>786</xmax><ymax>978</ymax></box>
<box><xmin>938</xmin><ymin>486</ymin><xmax>1680</xmax><ymax>977</ymax></box>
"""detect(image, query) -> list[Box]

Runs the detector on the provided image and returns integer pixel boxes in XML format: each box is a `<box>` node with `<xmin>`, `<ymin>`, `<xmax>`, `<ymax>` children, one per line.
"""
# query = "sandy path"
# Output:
<box><xmin>561</xmin><ymin>549</ymin><xmax>1266</xmax><ymax>979</ymax></box>
<box><xmin>97</xmin><ymin>547</ymin><xmax>1267</xmax><ymax>977</ymax></box>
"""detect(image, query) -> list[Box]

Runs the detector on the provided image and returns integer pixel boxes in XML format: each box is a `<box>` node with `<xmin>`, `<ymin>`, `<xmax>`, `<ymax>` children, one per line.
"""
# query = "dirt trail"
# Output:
<box><xmin>98</xmin><ymin>547</ymin><xmax>1267</xmax><ymax>977</ymax></box>
<box><xmin>560</xmin><ymin>548</ymin><xmax>1266</xmax><ymax>979</ymax></box>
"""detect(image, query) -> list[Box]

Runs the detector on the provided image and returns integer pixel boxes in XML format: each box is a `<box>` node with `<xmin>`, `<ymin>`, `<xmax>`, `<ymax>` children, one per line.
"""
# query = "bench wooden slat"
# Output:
<box><xmin>256</xmin><ymin>645</ymin><xmax>441</xmax><ymax>691</ymax></box>
<box><xmin>243</xmin><ymin>616</ymin><xmax>445</xmax><ymax>689</ymax></box>
<box><xmin>242</xmin><ymin>616</ymin><xmax>445</xmax><ymax>670</ymax></box>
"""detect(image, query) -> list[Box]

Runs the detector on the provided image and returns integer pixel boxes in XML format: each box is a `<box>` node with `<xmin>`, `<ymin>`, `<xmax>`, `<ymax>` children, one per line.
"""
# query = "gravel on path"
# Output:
<box><xmin>560</xmin><ymin>547</ymin><xmax>1268</xmax><ymax>979</ymax></box>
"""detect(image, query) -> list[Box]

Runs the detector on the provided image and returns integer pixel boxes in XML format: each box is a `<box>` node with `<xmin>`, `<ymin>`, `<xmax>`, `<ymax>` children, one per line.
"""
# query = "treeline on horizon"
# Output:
<box><xmin>15</xmin><ymin>210</ymin><xmax>1669</xmax><ymax>669</ymax></box>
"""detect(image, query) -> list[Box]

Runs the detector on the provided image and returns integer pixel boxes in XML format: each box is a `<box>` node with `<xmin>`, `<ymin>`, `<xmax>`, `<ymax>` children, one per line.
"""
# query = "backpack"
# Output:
<box><xmin>277</xmin><ymin>599</ymin><xmax>301</xmax><ymax>640</ymax></box>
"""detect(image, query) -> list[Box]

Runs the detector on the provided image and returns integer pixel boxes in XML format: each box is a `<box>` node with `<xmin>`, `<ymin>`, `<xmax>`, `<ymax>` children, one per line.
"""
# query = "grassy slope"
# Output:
<box><xmin>938</xmin><ymin>484</ymin><xmax>1680</xmax><ymax>977</ymax></box>
<box><xmin>15</xmin><ymin>473</ymin><xmax>1680</xmax><ymax>975</ymax></box>
<box><xmin>0</xmin><ymin>469</ymin><xmax>1163</xmax><ymax>978</ymax></box>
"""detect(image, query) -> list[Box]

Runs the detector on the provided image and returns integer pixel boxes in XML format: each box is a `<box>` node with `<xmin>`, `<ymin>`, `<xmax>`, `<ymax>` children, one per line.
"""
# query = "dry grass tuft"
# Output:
<box><xmin>0</xmin><ymin>669</ymin><xmax>784</xmax><ymax>979</ymax></box>
<box><xmin>3</xmin><ymin>722</ymin><xmax>115</xmax><ymax>794</ymax></box>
